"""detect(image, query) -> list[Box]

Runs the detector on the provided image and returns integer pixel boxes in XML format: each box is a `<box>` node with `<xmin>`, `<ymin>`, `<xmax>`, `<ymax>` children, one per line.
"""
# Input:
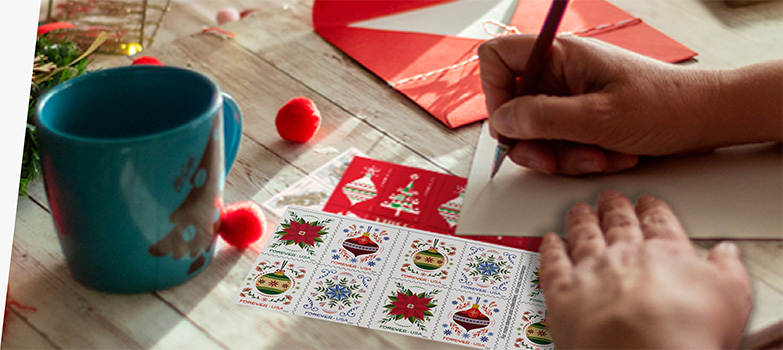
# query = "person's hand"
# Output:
<box><xmin>478</xmin><ymin>35</ymin><xmax>782</xmax><ymax>175</ymax></box>
<box><xmin>538</xmin><ymin>191</ymin><xmax>752</xmax><ymax>349</ymax></box>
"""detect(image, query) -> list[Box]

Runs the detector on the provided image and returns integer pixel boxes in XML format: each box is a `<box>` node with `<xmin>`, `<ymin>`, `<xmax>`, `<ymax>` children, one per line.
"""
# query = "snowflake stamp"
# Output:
<box><xmin>296</xmin><ymin>268</ymin><xmax>373</xmax><ymax>325</ymax></box>
<box><xmin>455</xmin><ymin>245</ymin><xmax>525</xmax><ymax>299</ymax></box>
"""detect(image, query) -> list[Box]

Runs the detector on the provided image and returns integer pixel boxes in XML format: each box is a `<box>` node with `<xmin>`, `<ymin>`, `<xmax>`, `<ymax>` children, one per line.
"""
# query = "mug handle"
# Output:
<box><xmin>221</xmin><ymin>92</ymin><xmax>243</xmax><ymax>176</ymax></box>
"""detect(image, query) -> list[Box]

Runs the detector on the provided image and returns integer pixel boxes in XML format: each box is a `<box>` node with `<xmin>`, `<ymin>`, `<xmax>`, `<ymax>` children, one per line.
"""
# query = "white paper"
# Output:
<box><xmin>350</xmin><ymin>0</ymin><xmax>519</xmax><ymax>40</ymax></box>
<box><xmin>456</xmin><ymin>122</ymin><xmax>783</xmax><ymax>239</ymax></box>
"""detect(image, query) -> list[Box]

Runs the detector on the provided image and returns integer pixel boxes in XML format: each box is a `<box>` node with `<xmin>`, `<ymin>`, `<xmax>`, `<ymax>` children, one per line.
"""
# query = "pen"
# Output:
<box><xmin>490</xmin><ymin>0</ymin><xmax>570</xmax><ymax>179</ymax></box>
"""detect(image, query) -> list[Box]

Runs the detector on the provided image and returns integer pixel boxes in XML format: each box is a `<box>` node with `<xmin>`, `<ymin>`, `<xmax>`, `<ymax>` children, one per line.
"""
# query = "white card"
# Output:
<box><xmin>457</xmin><ymin>122</ymin><xmax>783</xmax><ymax>239</ymax></box>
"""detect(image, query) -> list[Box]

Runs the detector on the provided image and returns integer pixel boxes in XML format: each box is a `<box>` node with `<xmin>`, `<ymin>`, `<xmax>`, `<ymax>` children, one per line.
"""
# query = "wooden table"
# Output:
<box><xmin>6</xmin><ymin>0</ymin><xmax>781</xmax><ymax>349</ymax></box>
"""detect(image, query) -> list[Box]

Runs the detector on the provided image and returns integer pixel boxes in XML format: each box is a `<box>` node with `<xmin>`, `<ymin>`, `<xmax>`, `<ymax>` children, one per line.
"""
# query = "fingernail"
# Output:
<box><xmin>616</xmin><ymin>154</ymin><xmax>638</xmax><ymax>169</ymax></box>
<box><xmin>542</xmin><ymin>233</ymin><xmax>554</xmax><ymax>247</ymax></box>
<box><xmin>637</xmin><ymin>195</ymin><xmax>656</xmax><ymax>206</ymax></box>
<box><xmin>492</xmin><ymin>105</ymin><xmax>515</xmax><ymax>135</ymax></box>
<box><xmin>578</xmin><ymin>159</ymin><xmax>602</xmax><ymax>173</ymax></box>
<box><xmin>521</xmin><ymin>156</ymin><xmax>548</xmax><ymax>173</ymax></box>
<box><xmin>716</xmin><ymin>242</ymin><xmax>740</xmax><ymax>256</ymax></box>
<box><xmin>570</xmin><ymin>202</ymin><xmax>592</xmax><ymax>215</ymax></box>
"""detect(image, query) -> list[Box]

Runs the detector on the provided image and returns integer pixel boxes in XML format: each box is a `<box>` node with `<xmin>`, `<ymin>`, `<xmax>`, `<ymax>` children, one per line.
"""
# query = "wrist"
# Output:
<box><xmin>710</xmin><ymin>61</ymin><xmax>783</xmax><ymax>147</ymax></box>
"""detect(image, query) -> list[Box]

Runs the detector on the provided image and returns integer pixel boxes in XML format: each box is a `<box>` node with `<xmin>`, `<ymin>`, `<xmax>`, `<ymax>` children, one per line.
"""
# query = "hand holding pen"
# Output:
<box><xmin>478</xmin><ymin>18</ymin><xmax>782</xmax><ymax>176</ymax></box>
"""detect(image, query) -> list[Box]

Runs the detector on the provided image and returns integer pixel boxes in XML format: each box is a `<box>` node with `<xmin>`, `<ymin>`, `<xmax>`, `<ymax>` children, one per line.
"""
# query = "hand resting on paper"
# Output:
<box><xmin>478</xmin><ymin>35</ymin><xmax>783</xmax><ymax>175</ymax></box>
<box><xmin>538</xmin><ymin>191</ymin><xmax>752</xmax><ymax>349</ymax></box>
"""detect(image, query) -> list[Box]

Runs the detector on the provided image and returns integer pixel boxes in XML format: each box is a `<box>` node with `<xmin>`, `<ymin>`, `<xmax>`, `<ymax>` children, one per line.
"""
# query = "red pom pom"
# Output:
<box><xmin>216</xmin><ymin>7</ymin><xmax>240</xmax><ymax>25</ymax></box>
<box><xmin>218</xmin><ymin>201</ymin><xmax>266</xmax><ymax>248</ymax></box>
<box><xmin>131</xmin><ymin>56</ymin><xmax>164</xmax><ymax>66</ymax></box>
<box><xmin>275</xmin><ymin>97</ymin><xmax>322</xmax><ymax>142</ymax></box>
<box><xmin>37</xmin><ymin>22</ymin><xmax>75</xmax><ymax>37</ymax></box>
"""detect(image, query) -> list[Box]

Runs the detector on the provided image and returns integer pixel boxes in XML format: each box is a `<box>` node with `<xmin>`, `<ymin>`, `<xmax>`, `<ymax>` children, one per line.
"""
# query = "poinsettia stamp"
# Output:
<box><xmin>454</xmin><ymin>245</ymin><xmax>526</xmax><ymax>299</ymax></box>
<box><xmin>320</xmin><ymin>220</ymin><xmax>396</xmax><ymax>274</ymax></box>
<box><xmin>523</xmin><ymin>255</ymin><xmax>546</xmax><ymax>306</ymax></box>
<box><xmin>265</xmin><ymin>209</ymin><xmax>339</xmax><ymax>262</ymax></box>
<box><xmin>296</xmin><ymin>268</ymin><xmax>373</xmax><ymax>325</ymax></box>
<box><xmin>234</xmin><ymin>257</ymin><xmax>315</xmax><ymax>313</ymax></box>
<box><xmin>390</xmin><ymin>232</ymin><xmax>463</xmax><ymax>287</ymax></box>
<box><xmin>366</xmin><ymin>279</ymin><xmax>443</xmax><ymax>338</ymax></box>
<box><xmin>435</xmin><ymin>291</ymin><xmax>511</xmax><ymax>349</ymax></box>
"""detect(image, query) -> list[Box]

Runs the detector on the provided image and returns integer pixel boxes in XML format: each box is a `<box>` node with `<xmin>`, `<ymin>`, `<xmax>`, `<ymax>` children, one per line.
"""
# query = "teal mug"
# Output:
<box><xmin>35</xmin><ymin>66</ymin><xmax>242</xmax><ymax>293</ymax></box>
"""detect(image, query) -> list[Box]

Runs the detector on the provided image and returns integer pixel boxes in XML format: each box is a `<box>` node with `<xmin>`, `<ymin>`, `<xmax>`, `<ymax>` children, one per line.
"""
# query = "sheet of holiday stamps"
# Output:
<box><xmin>234</xmin><ymin>206</ymin><xmax>554</xmax><ymax>349</ymax></box>
<box><xmin>322</xmin><ymin>156</ymin><xmax>542</xmax><ymax>251</ymax></box>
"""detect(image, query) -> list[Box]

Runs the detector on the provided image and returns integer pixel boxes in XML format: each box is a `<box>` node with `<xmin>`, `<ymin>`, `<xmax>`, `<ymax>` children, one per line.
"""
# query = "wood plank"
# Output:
<box><xmin>0</xmin><ymin>310</ymin><xmax>56</xmax><ymax>350</ymax></box>
<box><xmin>746</xmin><ymin>275</ymin><xmax>783</xmax><ymax>341</ymax></box>
<box><xmin>7</xmin><ymin>197</ymin><xmax>226</xmax><ymax>349</ymax></box>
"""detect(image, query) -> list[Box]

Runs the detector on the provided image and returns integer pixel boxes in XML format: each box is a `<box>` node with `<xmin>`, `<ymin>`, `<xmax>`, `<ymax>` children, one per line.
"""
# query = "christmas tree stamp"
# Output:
<box><xmin>365</xmin><ymin>279</ymin><xmax>443</xmax><ymax>338</ymax></box>
<box><xmin>508</xmin><ymin>304</ymin><xmax>555</xmax><ymax>350</ymax></box>
<box><xmin>265</xmin><ymin>209</ymin><xmax>340</xmax><ymax>262</ymax></box>
<box><xmin>377</xmin><ymin>171</ymin><xmax>436</xmax><ymax>224</ymax></box>
<box><xmin>390</xmin><ymin>232</ymin><xmax>463</xmax><ymax>287</ymax></box>
<box><xmin>295</xmin><ymin>267</ymin><xmax>374</xmax><ymax>326</ymax></box>
<box><xmin>234</xmin><ymin>258</ymin><xmax>315</xmax><ymax>313</ymax></box>
<box><xmin>320</xmin><ymin>220</ymin><xmax>396</xmax><ymax>274</ymax></box>
<box><xmin>435</xmin><ymin>291</ymin><xmax>511</xmax><ymax>349</ymax></box>
<box><xmin>454</xmin><ymin>244</ymin><xmax>527</xmax><ymax>299</ymax></box>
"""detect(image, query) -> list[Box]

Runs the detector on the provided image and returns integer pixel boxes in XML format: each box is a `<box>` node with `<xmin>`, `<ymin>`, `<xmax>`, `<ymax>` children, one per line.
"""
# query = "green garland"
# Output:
<box><xmin>22</xmin><ymin>34</ymin><xmax>93</xmax><ymax>196</ymax></box>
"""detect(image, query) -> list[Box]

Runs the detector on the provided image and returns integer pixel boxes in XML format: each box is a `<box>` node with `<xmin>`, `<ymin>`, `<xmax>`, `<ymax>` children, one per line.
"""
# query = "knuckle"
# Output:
<box><xmin>603</xmin><ymin>211</ymin><xmax>636</xmax><ymax>228</ymax></box>
<box><xmin>584</xmin><ymin>93</ymin><xmax>614</xmax><ymax>121</ymax></box>
<box><xmin>640</xmin><ymin>208</ymin><xmax>675</xmax><ymax>229</ymax></box>
<box><xmin>478</xmin><ymin>38</ymin><xmax>503</xmax><ymax>61</ymax></box>
<box><xmin>568</xmin><ymin>223</ymin><xmax>601</xmax><ymax>241</ymax></box>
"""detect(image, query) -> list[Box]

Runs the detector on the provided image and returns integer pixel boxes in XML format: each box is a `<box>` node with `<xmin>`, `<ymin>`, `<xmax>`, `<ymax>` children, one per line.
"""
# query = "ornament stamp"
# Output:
<box><xmin>320</xmin><ymin>220</ymin><xmax>397</xmax><ymax>274</ymax></box>
<box><xmin>390</xmin><ymin>232</ymin><xmax>463</xmax><ymax>287</ymax></box>
<box><xmin>509</xmin><ymin>304</ymin><xmax>554</xmax><ymax>350</ymax></box>
<box><xmin>295</xmin><ymin>267</ymin><xmax>374</xmax><ymax>326</ymax></box>
<box><xmin>435</xmin><ymin>291</ymin><xmax>511</xmax><ymax>349</ymax></box>
<box><xmin>234</xmin><ymin>258</ymin><xmax>316</xmax><ymax>313</ymax></box>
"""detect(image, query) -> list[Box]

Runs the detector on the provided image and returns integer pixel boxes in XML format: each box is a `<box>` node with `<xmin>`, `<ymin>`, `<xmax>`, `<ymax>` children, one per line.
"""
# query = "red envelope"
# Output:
<box><xmin>313</xmin><ymin>0</ymin><xmax>696</xmax><ymax>128</ymax></box>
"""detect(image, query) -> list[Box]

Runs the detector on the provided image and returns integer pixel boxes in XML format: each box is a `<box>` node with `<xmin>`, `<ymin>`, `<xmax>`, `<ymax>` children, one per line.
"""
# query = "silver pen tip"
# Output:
<box><xmin>490</xmin><ymin>144</ymin><xmax>510</xmax><ymax>179</ymax></box>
